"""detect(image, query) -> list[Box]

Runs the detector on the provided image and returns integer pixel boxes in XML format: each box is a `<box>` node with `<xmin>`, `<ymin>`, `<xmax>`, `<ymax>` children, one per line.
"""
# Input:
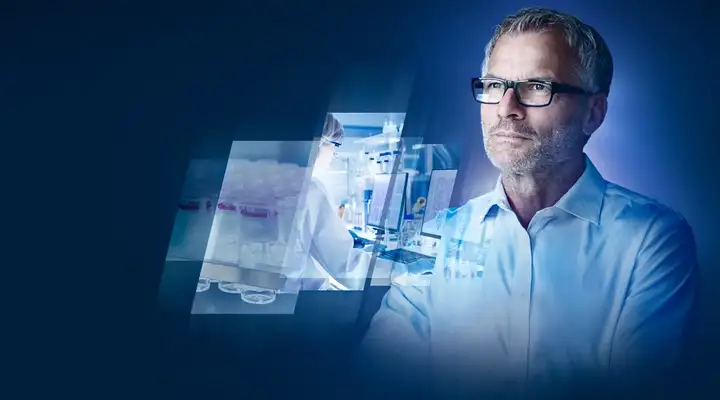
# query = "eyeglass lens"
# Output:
<box><xmin>473</xmin><ymin>79</ymin><xmax>553</xmax><ymax>106</ymax></box>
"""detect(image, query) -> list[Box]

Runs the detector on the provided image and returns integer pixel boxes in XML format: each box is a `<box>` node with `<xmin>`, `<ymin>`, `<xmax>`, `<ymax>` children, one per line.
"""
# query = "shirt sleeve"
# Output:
<box><xmin>354</xmin><ymin>212</ymin><xmax>453</xmax><ymax>389</ymax></box>
<box><xmin>354</xmin><ymin>282</ymin><xmax>433</xmax><ymax>390</ymax></box>
<box><xmin>359</xmin><ymin>207</ymin><xmax>453</xmax><ymax>354</ymax></box>
<box><xmin>609</xmin><ymin>210</ymin><xmax>698</xmax><ymax>380</ymax></box>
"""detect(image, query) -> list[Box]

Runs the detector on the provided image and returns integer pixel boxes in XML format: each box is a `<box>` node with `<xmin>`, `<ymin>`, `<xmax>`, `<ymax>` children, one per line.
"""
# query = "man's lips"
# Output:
<box><xmin>493</xmin><ymin>131</ymin><xmax>531</xmax><ymax>140</ymax></box>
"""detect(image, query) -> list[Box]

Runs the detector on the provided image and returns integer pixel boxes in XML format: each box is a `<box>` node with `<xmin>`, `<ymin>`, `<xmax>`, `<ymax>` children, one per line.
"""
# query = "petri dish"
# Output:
<box><xmin>217</xmin><ymin>281</ymin><xmax>244</xmax><ymax>294</ymax></box>
<box><xmin>196</xmin><ymin>278</ymin><xmax>211</xmax><ymax>292</ymax></box>
<box><xmin>239</xmin><ymin>285</ymin><xmax>277</xmax><ymax>305</ymax></box>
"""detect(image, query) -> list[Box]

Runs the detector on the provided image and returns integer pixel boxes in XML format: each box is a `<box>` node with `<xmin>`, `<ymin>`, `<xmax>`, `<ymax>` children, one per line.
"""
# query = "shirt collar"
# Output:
<box><xmin>481</xmin><ymin>155</ymin><xmax>606</xmax><ymax>225</ymax></box>
<box><xmin>555</xmin><ymin>155</ymin><xmax>606</xmax><ymax>225</ymax></box>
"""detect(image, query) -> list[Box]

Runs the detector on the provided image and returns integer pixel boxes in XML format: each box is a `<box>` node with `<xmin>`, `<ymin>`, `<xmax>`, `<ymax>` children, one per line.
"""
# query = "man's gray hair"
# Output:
<box><xmin>481</xmin><ymin>7</ymin><xmax>614</xmax><ymax>95</ymax></box>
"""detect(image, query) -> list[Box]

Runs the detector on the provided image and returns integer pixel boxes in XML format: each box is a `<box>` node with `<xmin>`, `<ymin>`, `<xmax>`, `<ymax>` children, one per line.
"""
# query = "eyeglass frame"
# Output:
<box><xmin>470</xmin><ymin>77</ymin><xmax>592</xmax><ymax>107</ymax></box>
<box><xmin>319</xmin><ymin>139</ymin><xmax>342</xmax><ymax>159</ymax></box>
<box><xmin>320</xmin><ymin>138</ymin><xmax>342</xmax><ymax>148</ymax></box>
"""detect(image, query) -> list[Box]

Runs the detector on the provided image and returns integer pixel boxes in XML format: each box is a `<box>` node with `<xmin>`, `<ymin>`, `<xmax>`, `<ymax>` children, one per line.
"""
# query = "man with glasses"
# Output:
<box><xmin>356</xmin><ymin>8</ymin><xmax>697</xmax><ymax>397</ymax></box>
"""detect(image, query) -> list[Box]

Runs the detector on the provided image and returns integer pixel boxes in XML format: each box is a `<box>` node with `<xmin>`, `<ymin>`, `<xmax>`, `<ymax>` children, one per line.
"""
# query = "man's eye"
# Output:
<box><xmin>528</xmin><ymin>83</ymin><xmax>550</xmax><ymax>92</ymax></box>
<box><xmin>484</xmin><ymin>82</ymin><xmax>503</xmax><ymax>91</ymax></box>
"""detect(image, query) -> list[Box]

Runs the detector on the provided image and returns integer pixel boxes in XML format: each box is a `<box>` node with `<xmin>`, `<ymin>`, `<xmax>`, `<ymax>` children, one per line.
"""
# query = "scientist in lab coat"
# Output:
<box><xmin>293</xmin><ymin>113</ymin><xmax>372</xmax><ymax>291</ymax></box>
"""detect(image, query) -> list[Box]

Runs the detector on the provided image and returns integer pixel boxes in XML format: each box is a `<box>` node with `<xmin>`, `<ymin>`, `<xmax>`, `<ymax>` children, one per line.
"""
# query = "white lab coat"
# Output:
<box><xmin>291</xmin><ymin>177</ymin><xmax>371</xmax><ymax>290</ymax></box>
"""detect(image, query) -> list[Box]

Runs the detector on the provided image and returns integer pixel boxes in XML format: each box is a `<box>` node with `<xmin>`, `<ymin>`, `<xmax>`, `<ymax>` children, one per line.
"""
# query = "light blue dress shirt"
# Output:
<box><xmin>358</xmin><ymin>156</ymin><xmax>698</xmax><ymax>395</ymax></box>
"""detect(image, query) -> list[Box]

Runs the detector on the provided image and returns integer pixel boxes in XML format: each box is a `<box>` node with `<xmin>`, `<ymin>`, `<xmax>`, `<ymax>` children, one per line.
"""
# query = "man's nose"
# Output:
<box><xmin>496</xmin><ymin>88</ymin><xmax>525</xmax><ymax>120</ymax></box>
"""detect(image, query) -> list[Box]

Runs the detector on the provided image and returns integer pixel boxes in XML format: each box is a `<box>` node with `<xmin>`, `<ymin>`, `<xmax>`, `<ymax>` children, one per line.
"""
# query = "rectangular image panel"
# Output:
<box><xmin>183</xmin><ymin>141</ymin><xmax>316</xmax><ymax>315</ymax></box>
<box><xmin>306</xmin><ymin>112</ymin><xmax>412</xmax><ymax>293</ymax></box>
<box><xmin>368</xmin><ymin>144</ymin><xmax>461</xmax><ymax>287</ymax></box>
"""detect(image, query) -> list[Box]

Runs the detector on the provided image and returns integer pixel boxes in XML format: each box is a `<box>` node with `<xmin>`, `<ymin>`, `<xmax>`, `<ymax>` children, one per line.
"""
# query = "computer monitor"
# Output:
<box><xmin>367</xmin><ymin>173</ymin><xmax>408</xmax><ymax>233</ymax></box>
<box><xmin>420</xmin><ymin>169</ymin><xmax>458</xmax><ymax>239</ymax></box>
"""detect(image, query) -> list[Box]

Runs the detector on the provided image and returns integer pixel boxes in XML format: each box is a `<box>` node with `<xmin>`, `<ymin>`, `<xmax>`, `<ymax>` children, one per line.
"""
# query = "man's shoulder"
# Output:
<box><xmin>600</xmin><ymin>184</ymin><xmax>697</xmax><ymax>296</ymax></box>
<box><xmin>601</xmin><ymin>181</ymin><xmax>692</xmax><ymax>242</ymax></box>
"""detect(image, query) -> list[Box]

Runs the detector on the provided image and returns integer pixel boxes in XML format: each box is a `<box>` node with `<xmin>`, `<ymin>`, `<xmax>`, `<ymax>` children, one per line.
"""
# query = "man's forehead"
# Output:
<box><xmin>486</xmin><ymin>30</ymin><xmax>578</xmax><ymax>82</ymax></box>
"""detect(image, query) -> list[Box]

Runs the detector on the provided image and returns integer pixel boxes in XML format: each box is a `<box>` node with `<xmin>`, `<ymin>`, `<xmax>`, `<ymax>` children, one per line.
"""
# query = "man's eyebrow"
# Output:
<box><xmin>482</xmin><ymin>73</ymin><xmax>558</xmax><ymax>81</ymax></box>
<box><xmin>525</xmin><ymin>76</ymin><xmax>556</xmax><ymax>81</ymax></box>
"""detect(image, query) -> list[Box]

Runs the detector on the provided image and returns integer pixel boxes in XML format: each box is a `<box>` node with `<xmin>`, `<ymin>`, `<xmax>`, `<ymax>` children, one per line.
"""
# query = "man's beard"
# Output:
<box><xmin>482</xmin><ymin>118</ymin><xmax>585</xmax><ymax>175</ymax></box>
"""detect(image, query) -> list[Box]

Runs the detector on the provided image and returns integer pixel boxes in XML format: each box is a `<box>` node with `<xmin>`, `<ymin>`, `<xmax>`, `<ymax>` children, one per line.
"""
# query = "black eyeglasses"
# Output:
<box><xmin>471</xmin><ymin>77</ymin><xmax>591</xmax><ymax>107</ymax></box>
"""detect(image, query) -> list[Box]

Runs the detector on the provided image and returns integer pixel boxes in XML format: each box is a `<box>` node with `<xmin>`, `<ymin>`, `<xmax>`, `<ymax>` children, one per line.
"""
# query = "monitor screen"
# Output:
<box><xmin>367</xmin><ymin>173</ymin><xmax>408</xmax><ymax>232</ymax></box>
<box><xmin>421</xmin><ymin>169</ymin><xmax>458</xmax><ymax>239</ymax></box>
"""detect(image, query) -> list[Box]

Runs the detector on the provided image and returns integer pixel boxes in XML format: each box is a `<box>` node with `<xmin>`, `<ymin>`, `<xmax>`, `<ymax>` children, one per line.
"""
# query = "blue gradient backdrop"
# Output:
<box><xmin>80</xmin><ymin>0</ymin><xmax>720</xmax><ymax>396</ymax></box>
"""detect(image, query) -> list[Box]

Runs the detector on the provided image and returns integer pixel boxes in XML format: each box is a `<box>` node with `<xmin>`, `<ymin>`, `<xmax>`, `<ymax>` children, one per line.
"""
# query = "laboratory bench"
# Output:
<box><xmin>191</xmin><ymin>284</ymin><xmax>299</xmax><ymax>314</ymax></box>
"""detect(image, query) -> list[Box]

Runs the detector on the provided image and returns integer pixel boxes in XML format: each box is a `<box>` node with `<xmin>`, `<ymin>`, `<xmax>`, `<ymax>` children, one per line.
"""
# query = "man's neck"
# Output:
<box><xmin>501</xmin><ymin>156</ymin><xmax>586</xmax><ymax>228</ymax></box>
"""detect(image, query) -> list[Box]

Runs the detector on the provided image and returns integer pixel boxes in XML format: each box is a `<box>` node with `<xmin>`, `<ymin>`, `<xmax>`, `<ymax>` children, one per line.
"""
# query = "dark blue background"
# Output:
<box><xmin>7</xmin><ymin>0</ymin><xmax>716</xmax><ymax>396</ymax></box>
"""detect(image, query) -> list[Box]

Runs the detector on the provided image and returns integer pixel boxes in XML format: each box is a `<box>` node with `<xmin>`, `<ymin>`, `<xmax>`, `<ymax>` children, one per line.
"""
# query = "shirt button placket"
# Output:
<box><xmin>502</xmin><ymin>225</ymin><xmax>522</xmax><ymax>380</ymax></box>
<box><xmin>514</xmin><ymin>225</ymin><xmax>534</xmax><ymax>384</ymax></box>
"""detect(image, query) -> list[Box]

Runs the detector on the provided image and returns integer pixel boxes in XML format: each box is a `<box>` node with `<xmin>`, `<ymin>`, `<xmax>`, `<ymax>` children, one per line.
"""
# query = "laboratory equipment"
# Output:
<box><xmin>217</xmin><ymin>204</ymin><xmax>279</xmax><ymax>301</ymax></box>
<box><xmin>411</xmin><ymin>197</ymin><xmax>427</xmax><ymax>218</ymax></box>
<box><xmin>366</xmin><ymin>173</ymin><xmax>409</xmax><ymax>235</ymax></box>
<box><xmin>362</xmin><ymin>188</ymin><xmax>372</xmax><ymax>231</ymax></box>
<box><xmin>276</xmin><ymin>195</ymin><xmax>300</xmax><ymax>248</ymax></box>
<box><xmin>348</xmin><ymin>229</ymin><xmax>369</xmax><ymax>248</ymax></box>
<box><xmin>205</xmin><ymin>201</ymin><xmax>242</xmax><ymax>265</ymax></box>
<box><xmin>443</xmin><ymin>206</ymin><xmax>497</xmax><ymax>281</ymax></box>
<box><xmin>378</xmin><ymin>169</ymin><xmax>458</xmax><ymax>265</ymax></box>
<box><xmin>398</xmin><ymin>214</ymin><xmax>421</xmax><ymax>247</ymax></box>
<box><xmin>351</xmin><ymin>195</ymin><xmax>364</xmax><ymax>229</ymax></box>
<box><xmin>408</xmin><ymin>173</ymin><xmax>430</xmax><ymax>215</ymax></box>
<box><xmin>390</xmin><ymin>261</ymin><xmax>434</xmax><ymax>287</ymax></box>
<box><xmin>390</xmin><ymin>150</ymin><xmax>401</xmax><ymax>170</ymax></box>
<box><xmin>382</xmin><ymin>119</ymin><xmax>398</xmax><ymax>134</ymax></box>
<box><xmin>380</xmin><ymin>246</ymin><xmax>433</xmax><ymax>264</ymax></box>
<box><xmin>375</xmin><ymin>159</ymin><xmax>384</xmax><ymax>173</ymax></box>
<box><xmin>382</xmin><ymin>156</ymin><xmax>392</xmax><ymax>173</ymax></box>
<box><xmin>199</xmin><ymin>158</ymin><xmax>309</xmax><ymax>304</ymax></box>
<box><xmin>197</xmin><ymin>278</ymin><xmax>211</xmax><ymax>292</ymax></box>
<box><xmin>420</xmin><ymin>169</ymin><xmax>459</xmax><ymax>239</ymax></box>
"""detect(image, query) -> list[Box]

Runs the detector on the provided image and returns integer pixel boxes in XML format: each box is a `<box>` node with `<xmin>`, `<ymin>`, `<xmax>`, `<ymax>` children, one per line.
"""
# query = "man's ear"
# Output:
<box><xmin>583</xmin><ymin>94</ymin><xmax>608</xmax><ymax>137</ymax></box>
